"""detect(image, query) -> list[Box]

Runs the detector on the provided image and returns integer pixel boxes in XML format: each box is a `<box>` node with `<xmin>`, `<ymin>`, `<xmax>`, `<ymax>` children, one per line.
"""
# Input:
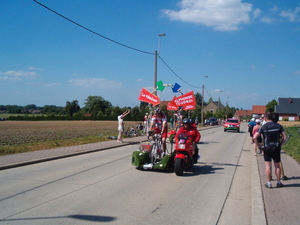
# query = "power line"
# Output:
<box><xmin>33</xmin><ymin>0</ymin><xmax>211</xmax><ymax>95</ymax></box>
<box><xmin>158</xmin><ymin>56</ymin><xmax>202</xmax><ymax>89</ymax></box>
<box><xmin>33</xmin><ymin>0</ymin><xmax>153</xmax><ymax>55</ymax></box>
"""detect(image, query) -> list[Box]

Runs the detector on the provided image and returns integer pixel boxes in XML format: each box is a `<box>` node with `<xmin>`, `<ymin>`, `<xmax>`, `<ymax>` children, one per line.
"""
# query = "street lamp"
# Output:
<box><xmin>158</xmin><ymin>33</ymin><xmax>166</xmax><ymax>55</ymax></box>
<box><xmin>201</xmin><ymin>76</ymin><xmax>208</xmax><ymax>125</ymax></box>
<box><xmin>226</xmin><ymin>97</ymin><xmax>230</xmax><ymax>119</ymax></box>
<box><xmin>153</xmin><ymin>34</ymin><xmax>166</xmax><ymax>96</ymax></box>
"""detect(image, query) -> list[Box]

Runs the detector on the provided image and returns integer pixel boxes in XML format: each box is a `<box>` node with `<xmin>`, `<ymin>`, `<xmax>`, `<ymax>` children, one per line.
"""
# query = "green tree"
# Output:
<box><xmin>266</xmin><ymin>99</ymin><xmax>278</xmax><ymax>112</ymax></box>
<box><xmin>65</xmin><ymin>100</ymin><xmax>80</xmax><ymax>117</ymax></box>
<box><xmin>84</xmin><ymin>96</ymin><xmax>112</xmax><ymax>116</ymax></box>
<box><xmin>195</xmin><ymin>92</ymin><xmax>203</xmax><ymax>106</ymax></box>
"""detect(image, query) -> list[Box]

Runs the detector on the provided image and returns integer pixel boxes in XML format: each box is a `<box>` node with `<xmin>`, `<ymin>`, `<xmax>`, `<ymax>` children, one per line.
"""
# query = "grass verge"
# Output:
<box><xmin>282</xmin><ymin>126</ymin><xmax>300</xmax><ymax>164</ymax></box>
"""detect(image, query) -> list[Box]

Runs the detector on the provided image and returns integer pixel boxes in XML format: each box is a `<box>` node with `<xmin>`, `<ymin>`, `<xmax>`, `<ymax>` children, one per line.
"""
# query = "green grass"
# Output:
<box><xmin>282</xmin><ymin>127</ymin><xmax>300</xmax><ymax>164</ymax></box>
<box><xmin>0</xmin><ymin>113</ymin><xmax>46</xmax><ymax>118</ymax></box>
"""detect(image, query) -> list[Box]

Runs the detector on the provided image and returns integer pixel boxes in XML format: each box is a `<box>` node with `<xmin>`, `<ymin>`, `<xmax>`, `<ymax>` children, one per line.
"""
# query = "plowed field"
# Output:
<box><xmin>0</xmin><ymin>121</ymin><xmax>139</xmax><ymax>146</ymax></box>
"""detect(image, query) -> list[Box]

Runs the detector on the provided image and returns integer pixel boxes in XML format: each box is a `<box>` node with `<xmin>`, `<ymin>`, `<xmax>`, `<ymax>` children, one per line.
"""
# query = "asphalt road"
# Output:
<box><xmin>0</xmin><ymin>124</ymin><xmax>250</xmax><ymax>224</ymax></box>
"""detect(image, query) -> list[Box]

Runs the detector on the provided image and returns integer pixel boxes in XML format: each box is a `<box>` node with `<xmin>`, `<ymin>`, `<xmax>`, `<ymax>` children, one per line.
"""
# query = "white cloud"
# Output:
<box><xmin>0</xmin><ymin>76</ymin><xmax>22</xmax><ymax>81</ymax></box>
<box><xmin>260</xmin><ymin>16</ymin><xmax>277</xmax><ymax>23</ymax></box>
<box><xmin>161</xmin><ymin>0</ymin><xmax>254</xmax><ymax>31</ymax></box>
<box><xmin>252</xmin><ymin>8</ymin><xmax>261</xmax><ymax>19</ymax></box>
<box><xmin>280</xmin><ymin>7</ymin><xmax>300</xmax><ymax>22</ymax></box>
<box><xmin>293</xmin><ymin>70</ymin><xmax>300</xmax><ymax>76</ymax></box>
<box><xmin>270</xmin><ymin>6</ymin><xmax>279</xmax><ymax>12</ymax></box>
<box><xmin>0</xmin><ymin>70</ymin><xmax>37</xmax><ymax>79</ymax></box>
<box><xmin>137</xmin><ymin>79</ymin><xmax>143</xmax><ymax>82</ymax></box>
<box><xmin>27</xmin><ymin>67</ymin><xmax>43</xmax><ymax>70</ymax></box>
<box><xmin>68</xmin><ymin>78</ymin><xmax>122</xmax><ymax>89</ymax></box>
<box><xmin>43</xmin><ymin>83</ymin><xmax>62</xmax><ymax>87</ymax></box>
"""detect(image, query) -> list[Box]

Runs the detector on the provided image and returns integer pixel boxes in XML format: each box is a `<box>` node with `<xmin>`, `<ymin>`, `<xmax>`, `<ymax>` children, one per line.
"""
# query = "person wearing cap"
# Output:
<box><xmin>149</xmin><ymin>107</ymin><xmax>168</xmax><ymax>152</ymax></box>
<box><xmin>176</xmin><ymin>118</ymin><xmax>201</xmax><ymax>162</ymax></box>
<box><xmin>252</xmin><ymin>119</ymin><xmax>263</xmax><ymax>155</ymax></box>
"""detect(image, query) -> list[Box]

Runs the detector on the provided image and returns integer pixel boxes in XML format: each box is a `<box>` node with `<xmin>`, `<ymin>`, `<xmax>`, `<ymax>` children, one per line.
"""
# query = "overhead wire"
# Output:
<box><xmin>33</xmin><ymin>0</ymin><xmax>211</xmax><ymax>96</ymax></box>
<box><xmin>33</xmin><ymin>0</ymin><xmax>153</xmax><ymax>55</ymax></box>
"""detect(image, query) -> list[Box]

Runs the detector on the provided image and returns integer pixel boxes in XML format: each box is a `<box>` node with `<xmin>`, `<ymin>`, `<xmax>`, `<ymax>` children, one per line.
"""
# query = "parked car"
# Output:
<box><xmin>205</xmin><ymin>117</ymin><xmax>218</xmax><ymax>126</ymax></box>
<box><xmin>224</xmin><ymin>118</ymin><xmax>240</xmax><ymax>132</ymax></box>
<box><xmin>0</xmin><ymin>118</ymin><xmax>6</xmax><ymax>121</ymax></box>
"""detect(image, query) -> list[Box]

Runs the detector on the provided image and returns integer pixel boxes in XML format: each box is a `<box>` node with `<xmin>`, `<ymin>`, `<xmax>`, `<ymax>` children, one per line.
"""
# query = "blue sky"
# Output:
<box><xmin>1</xmin><ymin>0</ymin><xmax>299</xmax><ymax>110</ymax></box>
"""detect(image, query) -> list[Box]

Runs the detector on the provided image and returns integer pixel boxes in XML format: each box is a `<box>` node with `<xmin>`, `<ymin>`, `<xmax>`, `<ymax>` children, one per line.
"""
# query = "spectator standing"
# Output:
<box><xmin>248</xmin><ymin>118</ymin><xmax>256</xmax><ymax>143</ymax></box>
<box><xmin>252</xmin><ymin>119</ymin><xmax>263</xmax><ymax>155</ymax></box>
<box><xmin>253</xmin><ymin>112</ymin><xmax>287</xmax><ymax>188</ymax></box>
<box><xmin>143</xmin><ymin>113</ymin><xmax>149</xmax><ymax>133</ymax></box>
<box><xmin>272</xmin><ymin>112</ymin><xmax>289</xmax><ymax>181</ymax></box>
<box><xmin>117</xmin><ymin>110</ymin><xmax>130</xmax><ymax>143</ymax></box>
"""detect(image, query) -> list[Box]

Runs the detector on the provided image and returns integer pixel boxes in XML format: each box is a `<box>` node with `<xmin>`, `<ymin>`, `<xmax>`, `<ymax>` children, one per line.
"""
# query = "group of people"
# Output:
<box><xmin>250</xmin><ymin>112</ymin><xmax>288</xmax><ymax>188</ymax></box>
<box><xmin>117</xmin><ymin>107</ymin><xmax>201</xmax><ymax>160</ymax></box>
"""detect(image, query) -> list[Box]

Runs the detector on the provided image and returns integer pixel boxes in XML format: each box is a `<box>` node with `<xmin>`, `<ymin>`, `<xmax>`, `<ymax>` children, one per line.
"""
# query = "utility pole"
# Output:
<box><xmin>153</xmin><ymin>50</ymin><xmax>158</xmax><ymax>96</ymax></box>
<box><xmin>201</xmin><ymin>84</ymin><xmax>204</xmax><ymax>125</ymax></box>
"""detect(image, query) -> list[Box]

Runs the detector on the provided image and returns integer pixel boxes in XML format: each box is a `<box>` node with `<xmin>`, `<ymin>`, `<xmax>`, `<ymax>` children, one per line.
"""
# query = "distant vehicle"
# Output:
<box><xmin>205</xmin><ymin>117</ymin><xmax>218</xmax><ymax>126</ymax></box>
<box><xmin>224</xmin><ymin>118</ymin><xmax>240</xmax><ymax>132</ymax></box>
<box><xmin>0</xmin><ymin>118</ymin><xmax>6</xmax><ymax>121</ymax></box>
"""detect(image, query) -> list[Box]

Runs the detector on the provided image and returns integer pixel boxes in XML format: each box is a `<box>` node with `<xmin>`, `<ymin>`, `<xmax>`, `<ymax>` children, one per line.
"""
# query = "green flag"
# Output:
<box><xmin>156</xmin><ymin>80</ymin><xmax>165</xmax><ymax>91</ymax></box>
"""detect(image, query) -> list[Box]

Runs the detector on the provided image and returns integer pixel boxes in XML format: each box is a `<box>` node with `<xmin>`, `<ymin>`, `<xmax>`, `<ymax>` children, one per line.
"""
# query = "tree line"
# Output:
<box><xmin>1</xmin><ymin>93</ymin><xmax>238</xmax><ymax>122</ymax></box>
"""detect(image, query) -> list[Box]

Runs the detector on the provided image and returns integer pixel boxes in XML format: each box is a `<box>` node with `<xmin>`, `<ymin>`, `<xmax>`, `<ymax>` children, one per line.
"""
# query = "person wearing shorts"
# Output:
<box><xmin>253</xmin><ymin>112</ymin><xmax>287</xmax><ymax>188</ymax></box>
<box><xmin>117</xmin><ymin>110</ymin><xmax>130</xmax><ymax>143</ymax></box>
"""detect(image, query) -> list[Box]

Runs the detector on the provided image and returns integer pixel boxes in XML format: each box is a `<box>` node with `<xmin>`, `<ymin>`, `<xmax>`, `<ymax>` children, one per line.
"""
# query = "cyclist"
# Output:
<box><xmin>176</xmin><ymin>118</ymin><xmax>201</xmax><ymax>162</ymax></box>
<box><xmin>149</xmin><ymin>107</ymin><xmax>168</xmax><ymax>153</ymax></box>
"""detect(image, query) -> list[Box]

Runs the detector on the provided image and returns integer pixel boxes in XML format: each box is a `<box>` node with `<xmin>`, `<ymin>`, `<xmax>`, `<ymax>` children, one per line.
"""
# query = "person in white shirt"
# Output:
<box><xmin>117</xmin><ymin>110</ymin><xmax>130</xmax><ymax>143</ymax></box>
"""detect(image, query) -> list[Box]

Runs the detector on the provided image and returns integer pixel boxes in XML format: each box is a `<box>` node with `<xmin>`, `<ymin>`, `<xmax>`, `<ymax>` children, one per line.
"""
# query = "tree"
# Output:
<box><xmin>84</xmin><ymin>96</ymin><xmax>112</xmax><ymax>116</ymax></box>
<box><xmin>195</xmin><ymin>92</ymin><xmax>203</xmax><ymax>106</ymax></box>
<box><xmin>65</xmin><ymin>100</ymin><xmax>80</xmax><ymax>117</ymax></box>
<box><xmin>266</xmin><ymin>99</ymin><xmax>278</xmax><ymax>112</ymax></box>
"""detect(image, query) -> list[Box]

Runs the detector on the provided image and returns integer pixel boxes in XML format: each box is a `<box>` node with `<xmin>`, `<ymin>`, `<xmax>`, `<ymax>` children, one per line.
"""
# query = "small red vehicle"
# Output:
<box><xmin>224</xmin><ymin>118</ymin><xmax>240</xmax><ymax>132</ymax></box>
<box><xmin>173</xmin><ymin>134</ymin><xmax>195</xmax><ymax>176</ymax></box>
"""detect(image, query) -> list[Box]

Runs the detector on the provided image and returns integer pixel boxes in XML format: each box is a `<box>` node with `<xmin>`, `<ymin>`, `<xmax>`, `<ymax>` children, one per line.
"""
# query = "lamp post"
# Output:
<box><xmin>226</xmin><ymin>97</ymin><xmax>230</xmax><ymax>119</ymax></box>
<box><xmin>201</xmin><ymin>76</ymin><xmax>208</xmax><ymax>125</ymax></box>
<box><xmin>153</xmin><ymin>34</ymin><xmax>166</xmax><ymax>96</ymax></box>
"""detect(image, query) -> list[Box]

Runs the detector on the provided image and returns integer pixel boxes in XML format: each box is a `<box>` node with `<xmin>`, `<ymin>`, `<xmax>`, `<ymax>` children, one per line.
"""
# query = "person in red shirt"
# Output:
<box><xmin>149</xmin><ymin>107</ymin><xmax>168</xmax><ymax>152</ymax></box>
<box><xmin>176</xmin><ymin>118</ymin><xmax>201</xmax><ymax>162</ymax></box>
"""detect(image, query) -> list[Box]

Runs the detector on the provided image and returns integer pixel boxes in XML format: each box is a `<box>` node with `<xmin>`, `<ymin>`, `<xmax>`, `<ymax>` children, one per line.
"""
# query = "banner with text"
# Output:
<box><xmin>174</xmin><ymin>91</ymin><xmax>196</xmax><ymax>107</ymax></box>
<box><xmin>138</xmin><ymin>88</ymin><xmax>161</xmax><ymax>106</ymax></box>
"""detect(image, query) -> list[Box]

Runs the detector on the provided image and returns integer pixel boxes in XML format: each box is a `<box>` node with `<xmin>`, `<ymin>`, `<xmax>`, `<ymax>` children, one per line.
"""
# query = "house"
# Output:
<box><xmin>275</xmin><ymin>98</ymin><xmax>300</xmax><ymax>121</ymax></box>
<box><xmin>234</xmin><ymin>109</ymin><xmax>253</xmax><ymax>120</ymax></box>
<box><xmin>203</xmin><ymin>101</ymin><xmax>224</xmax><ymax>114</ymax></box>
<box><xmin>251</xmin><ymin>105</ymin><xmax>266</xmax><ymax>118</ymax></box>
<box><xmin>234</xmin><ymin>105</ymin><xmax>266</xmax><ymax>120</ymax></box>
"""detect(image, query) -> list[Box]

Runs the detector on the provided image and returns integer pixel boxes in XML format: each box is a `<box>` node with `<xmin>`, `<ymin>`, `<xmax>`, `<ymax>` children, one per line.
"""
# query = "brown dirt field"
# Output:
<box><xmin>278</xmin><ymin>121</ymin><xmax>300</xmax><ymax>127</ymax></box>
<box><xmin>0</xmin><ymin>120</ymin><xmax>141</xmax><ymax>146</ymax></box>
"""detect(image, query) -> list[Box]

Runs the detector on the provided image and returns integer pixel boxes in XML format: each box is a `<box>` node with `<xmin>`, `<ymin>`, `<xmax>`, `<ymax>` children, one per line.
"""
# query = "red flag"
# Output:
<box><xmin>174</xmin><ymin>91</ymin><xmax>196</xmax><ymax>107</ymax></box>
<box><xmin>183</xmin><ymin>105</ymin><xmax>196</xmax><ymax>110</ymax></box>
<box><xmin>167</xmin><ymin>102</ymin><xmax>178</xmax><ymax>110</ymax></box>
<box><xmin>138</xmin><ymin>88</ymin><xmax>160</xmax><ymax>106</ymax></box>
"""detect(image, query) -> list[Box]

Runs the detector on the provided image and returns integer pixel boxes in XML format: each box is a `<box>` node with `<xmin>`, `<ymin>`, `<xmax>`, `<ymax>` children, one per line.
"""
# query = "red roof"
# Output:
<box><xmin>252</xmin><ymin>105</ymin><xmax>266</xmax><ymax>114</ymax></box>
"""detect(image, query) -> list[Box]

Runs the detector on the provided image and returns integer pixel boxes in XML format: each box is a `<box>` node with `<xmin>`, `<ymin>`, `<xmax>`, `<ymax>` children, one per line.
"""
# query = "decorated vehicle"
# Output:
<box><xmin>131</xmin><ymin>132</ymin><xmax>199</xmax><ymax>176</ymax></box>
<box><xmin>224</xmin><ymin>118</ymin><xmax>240</xmax><ymax>132</ymax></box>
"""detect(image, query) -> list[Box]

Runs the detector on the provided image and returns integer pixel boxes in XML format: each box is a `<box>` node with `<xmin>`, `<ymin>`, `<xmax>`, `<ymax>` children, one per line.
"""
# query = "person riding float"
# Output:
<box><xmin>149</xmin><ymin>107</ymin><xmax>168</xmax><ymax>153</ymax></box>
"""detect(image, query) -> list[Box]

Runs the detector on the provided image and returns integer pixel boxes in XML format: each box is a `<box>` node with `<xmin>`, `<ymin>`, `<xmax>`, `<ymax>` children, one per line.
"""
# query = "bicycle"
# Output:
<box><xmin>146</xmin><ymin>131</ymin><xmax>163</xmax><ymax>162</ymax></box>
